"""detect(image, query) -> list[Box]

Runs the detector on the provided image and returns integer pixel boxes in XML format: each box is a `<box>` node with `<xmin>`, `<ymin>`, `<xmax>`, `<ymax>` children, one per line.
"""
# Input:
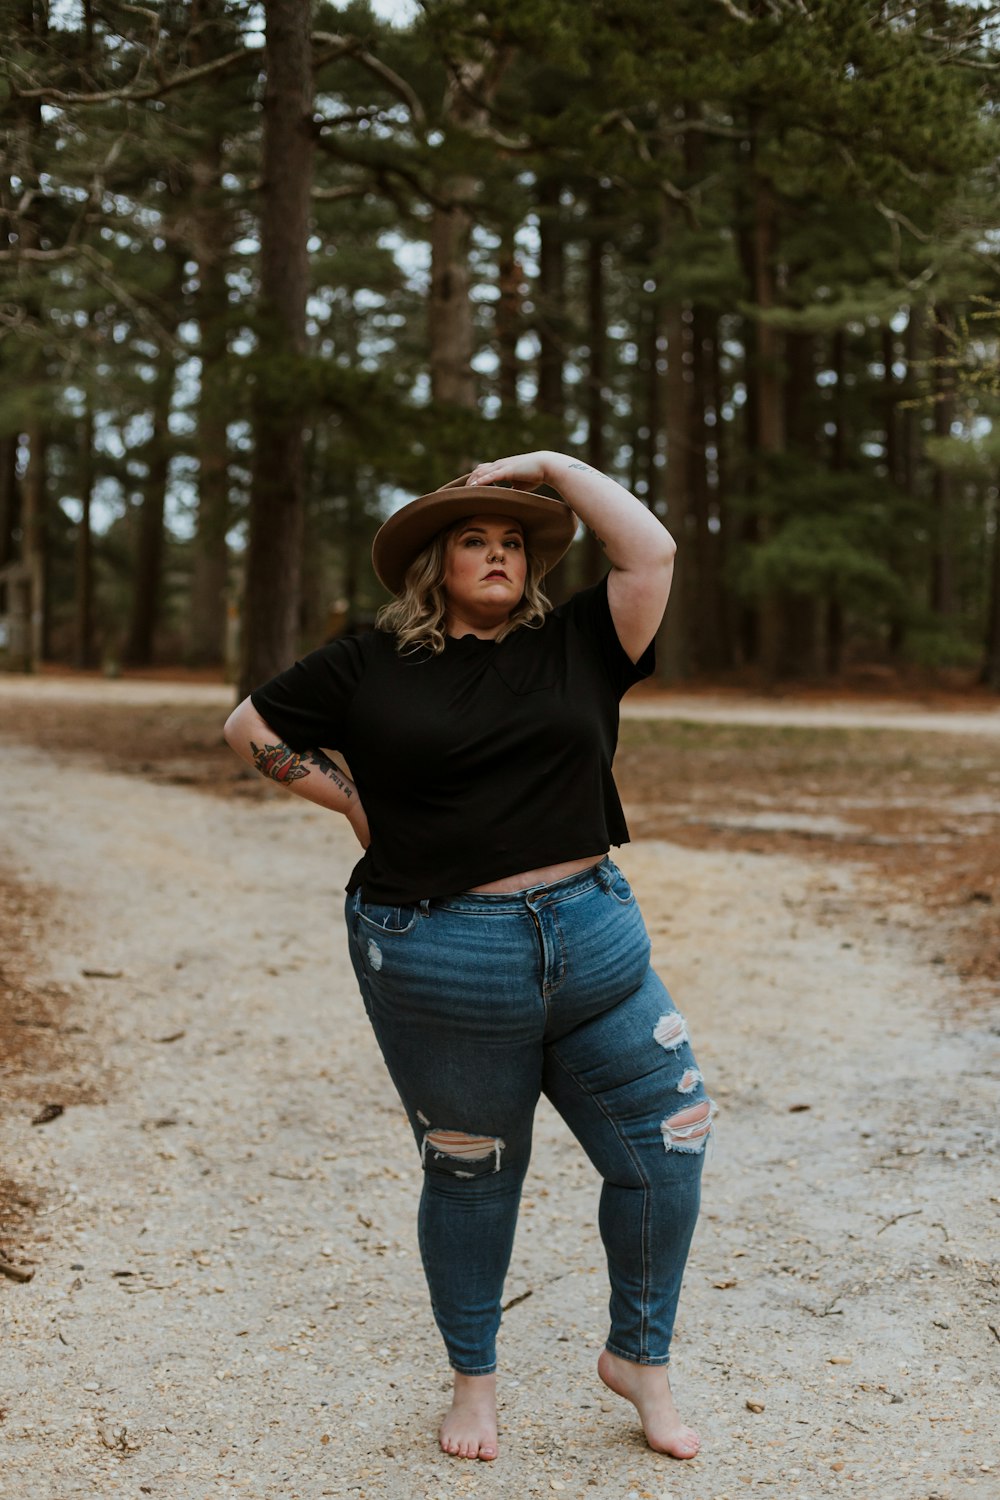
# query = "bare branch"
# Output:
<box><xmin>613</xmin><ymin>116</ymin><xmax>692</xmax><ymax>210</ymax></box>
<box><xmin>312</xmin><ymin>135</ymin><xmax>456</xmax><ymax>212</ymax></box>
<box><xmin>312</xmin><ymin>31</ymin><xmax>426</xmax><ymax>127</ymax></box>
<box><xmin>11</xmin><ymin>46</ymin><xmax>256</xmax><ymax>104</ymax></box>
<box><xmin>0</xmin><ymin>242</ymin><xmax>185</xmax><ymax>350</ymax></box>
<box><xmin>0</xmin><ymin>245</ymin><xmax>80</xmax><ymax>262</ymax></box>
<box><xmin>713</xmin><ymin>0</ymin><xmax>754</xmax><ymax>21</ymax></box>
<box><xmin>311</xmin><ymin>184</ymin><xmax>370</xmax><ymax>202</ymax></box>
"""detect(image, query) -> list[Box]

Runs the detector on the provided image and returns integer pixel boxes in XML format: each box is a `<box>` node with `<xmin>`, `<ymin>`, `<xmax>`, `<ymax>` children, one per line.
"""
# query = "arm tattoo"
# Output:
<box><xmin>250</xmin><ymin>741</ymin><xmax>353</xmax><ymax>797</ymax></box>
<box><xmin>567</xmin><ymin>461</ymin><xmax>592</xmax><ymax>471</ymax></box>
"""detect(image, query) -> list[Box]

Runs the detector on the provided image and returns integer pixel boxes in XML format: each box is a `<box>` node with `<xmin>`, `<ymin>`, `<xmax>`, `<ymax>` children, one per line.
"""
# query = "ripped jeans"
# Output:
<box><xmin>344</xmin><ymin>857</ymin><xmax>714</xmax><ymax>1376</ymax></box>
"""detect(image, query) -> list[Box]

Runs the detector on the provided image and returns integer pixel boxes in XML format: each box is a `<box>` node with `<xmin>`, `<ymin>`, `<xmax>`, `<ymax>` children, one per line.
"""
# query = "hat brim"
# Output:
<box><xmin>371</xmin><ymin>482</ymin><xmax>577</xmax><ymax>595</ymax></box>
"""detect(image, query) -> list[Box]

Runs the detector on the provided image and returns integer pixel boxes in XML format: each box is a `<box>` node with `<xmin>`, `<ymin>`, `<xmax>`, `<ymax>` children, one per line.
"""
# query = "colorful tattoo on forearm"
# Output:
<box><xmin>250</xmin><ymin>741</ymin><xmax>353</xmax><ymax>797</ymax></box>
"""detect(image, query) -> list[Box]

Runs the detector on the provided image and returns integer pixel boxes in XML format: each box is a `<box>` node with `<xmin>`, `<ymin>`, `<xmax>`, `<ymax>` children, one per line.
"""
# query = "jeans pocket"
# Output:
<box><xmin>355</xmin><ymin>901</ymin><xmax>420</xmax><ymax>936</ymax></box>
<box><xmin>605</xmin><ymin>862</ymin><xmax>636</xmax><ymax>905</ymax></box>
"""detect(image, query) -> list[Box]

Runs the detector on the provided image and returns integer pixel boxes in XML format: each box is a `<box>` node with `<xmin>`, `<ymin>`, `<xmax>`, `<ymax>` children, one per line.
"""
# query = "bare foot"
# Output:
<box><xmin>597</xmin><ymin>1348</ymin><xmax>701</xmax><ymax>1458</ymax></box>
<box><xmin>439</xmin><ymin>1371</ymin><xmax>498</xmax><ymax>1460</ymax></box>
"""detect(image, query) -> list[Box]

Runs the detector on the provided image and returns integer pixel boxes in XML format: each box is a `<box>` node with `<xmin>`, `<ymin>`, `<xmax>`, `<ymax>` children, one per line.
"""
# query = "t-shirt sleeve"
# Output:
<box><xmin>558</xmin><ymin>573</ymin><xmax>656</xmax><ymax>698</ymax></box>
<box><xmin>249</xmin><ymin>632</ymin><xmax>368</xmax><ymax>752</ymax></box>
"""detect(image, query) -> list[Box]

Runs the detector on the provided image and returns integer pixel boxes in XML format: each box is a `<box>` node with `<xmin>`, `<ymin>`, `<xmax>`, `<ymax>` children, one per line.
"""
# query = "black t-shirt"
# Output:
<box><xmin>249</xmin><ymin>575</ymin><xmax>654</xmax><ymax>903</ymax></box>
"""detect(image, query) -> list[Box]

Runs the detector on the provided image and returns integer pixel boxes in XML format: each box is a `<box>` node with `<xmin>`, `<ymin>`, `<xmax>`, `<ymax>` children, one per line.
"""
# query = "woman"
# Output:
<box><xmin>223</xmin><ymin>450</ymin><xmax>714</xmax><ymax>1463</ymax></box>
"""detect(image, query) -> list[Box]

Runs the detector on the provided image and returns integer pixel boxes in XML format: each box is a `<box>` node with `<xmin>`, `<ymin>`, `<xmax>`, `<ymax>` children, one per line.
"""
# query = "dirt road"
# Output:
<box><xmin>3</xmin><ymin>671</ymin><xmax>1000</xmax><ymax>735</ymax></box>
<box><xmin>1</xmin><ymin>712</ymin><xmax>998</xmax><ymax>1498</ymax></box>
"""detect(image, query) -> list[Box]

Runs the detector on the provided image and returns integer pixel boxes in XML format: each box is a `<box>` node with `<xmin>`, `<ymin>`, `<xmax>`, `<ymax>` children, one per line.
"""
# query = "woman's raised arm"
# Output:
<box><xmin>467</xmin><ymin>450</ymin><xmax>675</xmax><ymax>662</ymax></box>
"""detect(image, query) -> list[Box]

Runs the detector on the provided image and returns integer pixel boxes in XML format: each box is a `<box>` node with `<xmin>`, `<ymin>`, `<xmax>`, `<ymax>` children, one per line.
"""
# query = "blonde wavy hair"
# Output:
<box><xmin>375</xmin><ymin>521</ymin><xmax>551</xmax><ymax>656</ymax></box>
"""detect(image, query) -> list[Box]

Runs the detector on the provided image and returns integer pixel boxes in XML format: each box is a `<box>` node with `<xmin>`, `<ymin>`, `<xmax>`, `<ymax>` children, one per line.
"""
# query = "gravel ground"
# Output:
<box><xmin>1</xmin><ymin>728</ymin><xmax>998</xmax><ymax>1500</ymax></box>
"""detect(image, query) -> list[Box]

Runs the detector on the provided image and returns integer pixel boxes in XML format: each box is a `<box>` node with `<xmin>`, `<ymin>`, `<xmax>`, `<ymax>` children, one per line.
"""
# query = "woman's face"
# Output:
<box><xmin>442</xmin><ymin>514</ymin><xmax>528</xmax><ymax>629</ymax></box>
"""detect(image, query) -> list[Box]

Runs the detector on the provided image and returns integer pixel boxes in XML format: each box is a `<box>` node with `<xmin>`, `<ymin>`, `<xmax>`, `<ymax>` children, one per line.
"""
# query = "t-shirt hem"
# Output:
<box><xmin>349</xmin><ymin>834</ymin><xmax>632</xmax><ymax>905</ymax></box>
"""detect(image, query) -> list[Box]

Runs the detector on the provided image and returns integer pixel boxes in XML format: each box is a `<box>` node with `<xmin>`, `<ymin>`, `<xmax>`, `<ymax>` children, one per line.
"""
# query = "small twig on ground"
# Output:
<box><xmin>0</xmin><ymin>1255</ymin><xmax>35</xmax><ymax>1283</ymax></box>
<box><xmin>876</xmin><ymin>1208</ymin><xmax>923</xmax><ymax>1236</ymax></box>
<box><xmin>988</xmin><ymin>1323</ymin><xmax>1000</xmax><ymax>1345</ymax></box>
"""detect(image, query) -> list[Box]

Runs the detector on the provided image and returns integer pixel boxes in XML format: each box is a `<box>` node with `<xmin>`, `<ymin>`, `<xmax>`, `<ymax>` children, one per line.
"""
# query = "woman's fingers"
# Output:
<box><xmin>468</xmin><ymin>453</ymin><xmax>543</xmax><ymax>488</ymax></box>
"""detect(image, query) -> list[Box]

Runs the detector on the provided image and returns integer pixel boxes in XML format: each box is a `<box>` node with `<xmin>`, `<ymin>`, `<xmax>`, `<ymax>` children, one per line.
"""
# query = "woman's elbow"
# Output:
<box><xmin>223</xmin><ymin>697</ymin><xmax>254</xmax><ymax>748</ymax></box>
<box><xmin>659</xmin><ymin>529</ymin><xmax>678</xmax><ymax>564</ymax></box>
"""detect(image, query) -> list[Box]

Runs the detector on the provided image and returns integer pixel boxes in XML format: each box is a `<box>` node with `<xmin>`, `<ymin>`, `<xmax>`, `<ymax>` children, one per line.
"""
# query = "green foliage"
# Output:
<box><xmin>1</xmin><ymin>0</ymin><xmax>999</xmax><ymax>678</ymax></box>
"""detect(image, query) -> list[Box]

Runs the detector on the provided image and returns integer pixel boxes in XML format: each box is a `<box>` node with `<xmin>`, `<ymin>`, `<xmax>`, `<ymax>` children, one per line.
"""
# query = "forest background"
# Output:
<box><xmin>3</xmin><ymin>0</ymin><xmax>1000</xmax><ymax>700</ymax></box>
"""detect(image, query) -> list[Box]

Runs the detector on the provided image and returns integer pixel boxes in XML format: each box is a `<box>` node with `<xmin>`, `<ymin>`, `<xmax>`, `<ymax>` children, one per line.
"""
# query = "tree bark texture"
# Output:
<box><xmin>658</xmin><ymin>298</ymin><xmax>691</xmax><ymax>679</ymax></box>
<box><xmin>239</xmin><ymin>0</ymin><xmax>315</xmax><ymax>698</ymax></box>
<box><xmin>534</xmin><ymin>173</ymin><xmax>574</xmax><ymax>602</ymax></box>
<box><xmin>536</xmin><ymin>174</ymin><xmax>566</xmax><ymax>428</ymax></box>
<box><xmin>189</xmin><ymin>132</ymin><xmax>232</xmax><ymax>666</ymax></box>
<box><xmin>428</xmin><ymin>55</ymin><xmax>508</xmax><ymax>410</ymax></box>
<box><xmin>749</xmin><ymin>165</ymin><xmax>785</xmax><ymax>677</ymax></box>
<box><xmin>123</xmin><ymin>296</ymin><xmax>182</xmax><ymax>666</ymax></box>
<box><xmin>21</xmin><ymin>427</ymin><xmax>49</xmax><ymax>663</ymax></box>
<box><xmin>983</xmin><ymin>488</ymin><xmax>1000</xmax><ymax>691</ymax></box>
<box><xmin>496</xmin><ymin>225</ymin><xmax>521</xmax><ymax>415</ymax></box>
<box><xmin>929</xmin><ymin>307</ymin><xmax>955</xmax><ymax>618</ymax></box>
<box><xmin>582</xmin><ymin>193</ymin><xmax>608</xmax><ymax>587</ymax></box>
<box><xmin>0</xmin><ymin>435</ymin><xmax>18</xmax><ymax>570</ymax></box>
<box><xmin>12</xmin><ymin>1</ymin><xmax>49</xmax><ymax>664</ymax></box>
<box><xmin>73</xmin><ymin>397</ymin><xmax>96</xmax><ymax>669</ymax></box>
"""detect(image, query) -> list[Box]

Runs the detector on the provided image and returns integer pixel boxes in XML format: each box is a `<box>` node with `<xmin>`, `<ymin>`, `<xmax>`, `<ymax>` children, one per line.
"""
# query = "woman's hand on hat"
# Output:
<box><xmin>468</xmin><ymin>451</ymin><xmax>549</xmax><ymax>491</ymax></box>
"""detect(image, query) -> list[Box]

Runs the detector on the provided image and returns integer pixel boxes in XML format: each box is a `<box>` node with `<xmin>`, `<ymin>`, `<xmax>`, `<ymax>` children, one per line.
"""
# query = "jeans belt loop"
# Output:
<box><xmin>419</xmin><ymin>897</ymin><xmax>431</xmax><ymax>917</ymax></box>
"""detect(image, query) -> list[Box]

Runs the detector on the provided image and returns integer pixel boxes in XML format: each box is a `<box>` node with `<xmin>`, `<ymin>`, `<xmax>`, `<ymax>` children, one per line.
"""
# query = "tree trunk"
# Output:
<box><xmin>983</xmin><ymin>486</ymin><xmax>1000</xmax><ymax>691</ymax></box>
<box><xmin>188</xmin><ymin>138</ymin><xmax>232</xmax><ymax>665</ymax></box>
<box><xmin>690</xmin><ymin>303</ymin><xmax>722</xmax><ymax>672</ymax></box>
<box><xmin>21</xmin><ymin>427</ymin><xmax>49</xmax><ymax>663</ymax></box>
<box><xmin>12</xmin><ymin>0</ymin><xmax>49</xmax><ymax>665</ymax></box>
<box><xmin>582</xmin><ymin>192</ymin><xmax>608</xmax><ymax>586</ymax></box>
<box><xmin>825</xmin><ymin>327</ymin><xmax>849</xmax><ymax>675</ymax></box>
<box><xmin>73</xmin><ymin>397</ymin><xmax>96</xmax><ymax>669</ymax></box>
<box><xmin>710</xmin><ymin>325</ymin><xmax>735</xmax><ymax>670</ymax></box>
<box><xmin>640</xmin><ymin>292</ymin><xmax>661</xmax><ymax>516</ymax></box>
<box><xmin>535</xmin><ymin>172</ymin><xmax>574</xmax><ymax>601</ymax></box>
<box><xmin>428</xmin><ymin>56</ymin><xmax>508</xmax><ymax>411</ymax></box>
<box><xmin>536</xmin><ymin>174</ymin><xmax>566</xmax><ymax>428</ymax></box>
<box><xmin>783</xmin><ymin>329</ymin><xmax>821</xmax><ymax>676</ymax></box>
<box><xmin>239</xmin><ymin>0</ymin><xmax>315</xmax><ymax>698</ymax></box>
<box><xmin>658</xmin><ymin>299</ymin><xmax>691</xmax><ymax>679</ymax></box>
<box><xmin>882</xmin><ymin>324</ymin><xmax>899</xmax><ymax>486</ymax></box>
<box><xmin>882</xmin><ymin>322</ymin><xmax>907</xmax><ymax>657</ymax></box>
<box><xmin>429</xmin><ymin>194</ymin><xmax>476</xmax><ymax>407</ymax></box>
<box><xmin>0</xmin><ymin>434</ymin><xmax>18</xmax><ymax>570</ymax></box>
<box><xmin>750</xmin><ymin>166</ymin><xmax>785</xmax><ymax>677</ymax></box>
<box><xmin>902</xmin><ymin>306</ymin><xmax>920</xmax><ymax>500</ymax></box>
<box><xmin>496</xmin><ymin>225</ymin><xmax>520</xmax><ymax>415</ymax></box>
<box><xmin>929</xmin><ymin>307</ymin><xmax>955</xmax><ymax>618</ymax></box>
<box><xmin>123</xmin><ymin>309</ymin><xmax>181</xmax><ymax>666</ymax></box>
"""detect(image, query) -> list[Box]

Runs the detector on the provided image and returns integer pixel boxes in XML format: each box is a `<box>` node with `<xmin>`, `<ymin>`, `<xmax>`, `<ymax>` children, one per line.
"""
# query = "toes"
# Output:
<box><xmin>669</xmin><ymin>1428</ymin><xmax>700</xmax><ymax>1458</ymax></box>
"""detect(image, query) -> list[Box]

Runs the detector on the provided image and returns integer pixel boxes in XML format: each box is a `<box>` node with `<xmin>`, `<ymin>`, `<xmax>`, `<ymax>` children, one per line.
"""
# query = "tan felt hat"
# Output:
<box><xmin>371</xmin><ymin>472</ymin><xmax>577</xmax><ymax>594</ymax></box>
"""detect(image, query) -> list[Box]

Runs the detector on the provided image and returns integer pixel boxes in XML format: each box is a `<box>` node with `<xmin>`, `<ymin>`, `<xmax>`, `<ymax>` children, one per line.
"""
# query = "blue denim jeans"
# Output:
<box><xmin>344</xmin><ymin>857</ymin><xmax>713</xmax><ymax>1376</ymax></box>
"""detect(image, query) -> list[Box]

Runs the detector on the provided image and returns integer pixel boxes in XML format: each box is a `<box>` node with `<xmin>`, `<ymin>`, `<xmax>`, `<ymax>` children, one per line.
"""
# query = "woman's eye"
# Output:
<box><xmin>506</xmin><ymin>538</ymin><xmax>522</xmax><ymax>549</ymax></box>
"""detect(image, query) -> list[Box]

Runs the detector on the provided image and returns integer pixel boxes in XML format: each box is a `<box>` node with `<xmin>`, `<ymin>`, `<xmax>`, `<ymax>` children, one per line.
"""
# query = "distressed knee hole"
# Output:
<box><xmin>660</xmin><ymin>1098</ymin><xmax>716</xmax><ymax>1154</ymax></box>
<box><xmin>677</xmin><ymin>1067</ymin><xmax>703</xmax><ymax>1094</ymax></box>
<box><xmin>421</xmin><ymin>1127</ymin><xmax>504</xmax><ymax>1175</ymax></box>
<box><xmin>653</xmin><ymin>1011</ymin><xmax>689</xmax><ymax>1051</ymax></box>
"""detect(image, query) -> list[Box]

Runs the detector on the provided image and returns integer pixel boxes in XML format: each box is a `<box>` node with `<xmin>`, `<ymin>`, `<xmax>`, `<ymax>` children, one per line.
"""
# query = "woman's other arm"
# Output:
<box><xmin>467</xmin><ymin>450</ymin><xmax>675</xmax><ymax>662</ymax></box>
<box><xmin>223</xmin><ymin>698</ymin><xmax>370</xmax><ymax>848</ymax></box>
